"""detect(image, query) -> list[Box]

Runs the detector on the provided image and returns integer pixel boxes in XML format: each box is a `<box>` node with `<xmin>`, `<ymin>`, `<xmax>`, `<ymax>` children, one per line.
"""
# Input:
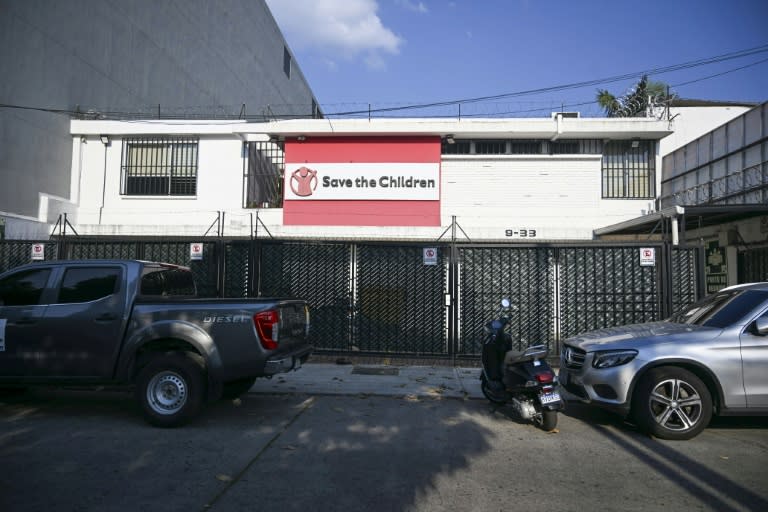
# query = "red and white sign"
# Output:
<box><xmin>284</xmin><ymin>163</ymin><xmax>439</xmax><ymax>201</ymax></box>
<box><xmin>31</xmin><ymin>243</ymin><xmax>45</xmax><ymax>261</ymax></box>
<box><xmin>640</xmin><ymin>247</ymin><xmax>656</xmax><ymax>266</ymax></box>
<box><xmin>283</xmin><ymin>136</ymin><xmax>441</xmax><ymax>227</ymax></box>
<box><xmin>190</xmin><ymin>243</ymin><xmax>204</xmax><ymax>261</ymax></box>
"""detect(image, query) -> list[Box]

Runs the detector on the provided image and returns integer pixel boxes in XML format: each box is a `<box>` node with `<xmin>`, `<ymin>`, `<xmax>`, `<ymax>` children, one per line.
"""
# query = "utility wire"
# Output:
<box><xmin>1</xmin><ymin>44</ymin><xmax>767</xmax><ymax>119</ymax></box>
<box><xmin>324</xmin><ymin>44</ymin><xmax>768</xmax><ymax>116</ymax></box>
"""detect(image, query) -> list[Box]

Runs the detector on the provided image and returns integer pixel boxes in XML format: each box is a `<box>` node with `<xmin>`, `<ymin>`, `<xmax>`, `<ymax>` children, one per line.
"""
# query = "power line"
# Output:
<box><xmin>671</xmin><ymin>56</ymin><xmax>768</xmax><ymax>87</ymax></box>
<box><xmin>1</xmin><ymin>44</ymin><xmax>766</xmax><ymax>120</ymax></box>
<box><xmin>324</xmin><ymin>43</ymin><xmax>768</xmax><ymax>116</ymax></box>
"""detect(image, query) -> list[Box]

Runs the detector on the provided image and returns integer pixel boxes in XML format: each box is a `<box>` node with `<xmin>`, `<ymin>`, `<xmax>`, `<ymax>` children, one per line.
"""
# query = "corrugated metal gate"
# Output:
<box><xmin>739</xmin><ymin>247</ymin><xmax>768</xmax><ymax>283</ymax></box>
<box><xmin>0</xmin><ymin>237</ymin><xmax>702</xmax><ymax>359</ymax></box>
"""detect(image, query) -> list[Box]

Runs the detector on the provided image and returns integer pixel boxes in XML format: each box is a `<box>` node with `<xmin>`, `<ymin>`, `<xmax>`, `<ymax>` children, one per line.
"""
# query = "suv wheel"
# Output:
<box><xmin>633</xmin><ymin>367</ymin><xmax>712</xmax><ymax>440</ymax></box>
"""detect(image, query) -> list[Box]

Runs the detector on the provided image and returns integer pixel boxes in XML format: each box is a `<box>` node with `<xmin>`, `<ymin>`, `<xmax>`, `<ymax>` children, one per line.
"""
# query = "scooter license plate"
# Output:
<box><xmin>539</xmin><ymin>391</ymin><xmax>561</xmax><ymax>405</ymax></box>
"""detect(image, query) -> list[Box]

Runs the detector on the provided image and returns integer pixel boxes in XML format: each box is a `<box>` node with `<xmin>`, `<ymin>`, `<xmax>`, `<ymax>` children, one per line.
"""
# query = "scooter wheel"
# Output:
<box><xmin>480</xmin><ymin>375</ymin><xmax>507</xmax><ymax>405</ymax></box>
<box><xmin>536</xmin><ymin>410</ymin><xmax>558</xmax><ymax>431</ymax></box>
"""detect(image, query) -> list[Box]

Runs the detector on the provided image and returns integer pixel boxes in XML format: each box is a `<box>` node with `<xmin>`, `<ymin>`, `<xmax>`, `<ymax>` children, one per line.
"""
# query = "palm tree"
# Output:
<box><xmin>596</xmin><ymin>75</ymin><xmax>672</xmax><ymax>117</ymax></box>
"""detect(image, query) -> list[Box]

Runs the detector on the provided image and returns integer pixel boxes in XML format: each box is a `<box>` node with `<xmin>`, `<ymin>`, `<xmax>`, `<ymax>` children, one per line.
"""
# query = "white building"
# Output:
<box><xmin>68</xmin><ymin>115</ymin><xmax>673</xmax><ymax>242</ymax></box>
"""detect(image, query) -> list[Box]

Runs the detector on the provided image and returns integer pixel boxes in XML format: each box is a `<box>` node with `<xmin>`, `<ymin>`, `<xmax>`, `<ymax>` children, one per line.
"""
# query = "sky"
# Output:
<box><xmin>265</xmin><ymin>0</ymin><xmax>768</xmax><ymax>118</ymax></box>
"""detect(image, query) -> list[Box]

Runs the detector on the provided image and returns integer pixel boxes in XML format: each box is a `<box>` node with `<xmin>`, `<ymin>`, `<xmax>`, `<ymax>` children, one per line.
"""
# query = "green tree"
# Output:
<box><xmin>596</xmin><ymin>75</ymin><xmax>672</xmax><ymax>117</ymax></box>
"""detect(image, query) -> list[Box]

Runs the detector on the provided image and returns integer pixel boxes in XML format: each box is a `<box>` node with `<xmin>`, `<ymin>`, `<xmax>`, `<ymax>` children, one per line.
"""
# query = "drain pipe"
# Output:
<box><xmin>98</xmin><ymin>135</ymin><xmax>110</xmax><ymax>225</ymax></box>
<box><xmin>551</xmin><ymin>113</ymin><xmax>563</xmax><ymax>141</ymax></box>
<box><xmin>664</xmin><ymin>205</ymin><xmax>684</xmax><ymax>246</ymax></box>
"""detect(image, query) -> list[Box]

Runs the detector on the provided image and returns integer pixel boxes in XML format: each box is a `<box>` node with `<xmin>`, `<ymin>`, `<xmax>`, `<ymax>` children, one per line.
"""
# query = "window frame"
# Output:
<box><xmin>120</xmin><ymin>136</ymin><xmax>199</xmax><ymax>197</ymax></box>
<box><xmin>56</xmin><ymin>266</ymin><xmax>121</xmax><ymax>304</ymax></box>
<box><xmin>601</xmin><ymin>140</ymin><xmax>656</xmax><ymax>199</ymax></box>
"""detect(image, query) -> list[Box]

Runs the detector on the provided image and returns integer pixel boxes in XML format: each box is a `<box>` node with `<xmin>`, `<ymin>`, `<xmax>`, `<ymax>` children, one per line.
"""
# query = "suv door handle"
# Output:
<box><xmin>15</xmin><ymin>317</ymin><xmax>37</xmax><ymax>325</ymax></box>
<box><xmin>95</xmin><ymin>313</ymin><xmax>117</xmax><ymax>322</ymax></box>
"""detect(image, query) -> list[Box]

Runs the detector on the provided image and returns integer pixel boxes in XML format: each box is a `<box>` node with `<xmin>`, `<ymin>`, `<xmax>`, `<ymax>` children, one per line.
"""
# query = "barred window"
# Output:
<box><xmin>509</xmin><ymin>140</ymin><xmax>542</xmax><ymax>154</ymax></box>
<box><xmin>121</xmin><ymin>137</ymin><xmax>199</xmax><ymax>196</ymax></box>
<box><xmin>550</xmin><ymin>140</ymin><xmax>580</xmax><ymax>154</ymax></box>
<box><xmin>475</xmin><ymin>140</ymin><xmax>506</xmax><ymax>154</ymax></box>
<box><xmin>441</xmin><ymin>140</ymin><xmax>470</xmax><ymax>154</ymax></box>
<box><xmin>602</xmin><ymin>141</ymin><xmax>655</xmax><ymax>199</ymax></box>
<box><xmin>244</xmin><ymin>141</ymin><xmax>284</xmax><ymax>208</ymax></box>
<box><xmin>441</xmin><ymin>139</ymin><xmax>602</xmax><ymax>155</ymax></box>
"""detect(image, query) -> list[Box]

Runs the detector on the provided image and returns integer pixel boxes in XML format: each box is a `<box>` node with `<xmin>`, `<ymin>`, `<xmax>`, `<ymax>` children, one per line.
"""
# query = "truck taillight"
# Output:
<box><xmin>254</xmin><ymin>310</ymin><xmax>280</xmax><ymax>350</ymax></box>
<box><xmin>534</xmin><ymin>371</ymin><xmax>554</xmax><ymax>384</ymax></box>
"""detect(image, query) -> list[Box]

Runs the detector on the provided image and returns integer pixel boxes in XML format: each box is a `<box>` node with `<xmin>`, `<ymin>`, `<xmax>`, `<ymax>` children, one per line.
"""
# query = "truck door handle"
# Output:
<box><xmin>95</xmin><ymin>313</ymin><xmax>117</xmax><ymax>322</ymax></box>
<box><xmin>15</xmin><ymin>317</ymin><xmax>37</xmax><ymax>325</ymax></box>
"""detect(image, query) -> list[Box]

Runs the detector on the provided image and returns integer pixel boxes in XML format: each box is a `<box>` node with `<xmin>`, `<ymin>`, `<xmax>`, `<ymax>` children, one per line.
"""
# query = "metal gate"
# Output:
<box><xmin>0</xmin><ymin>237</ymin><xmax>703</xmax><ymax>359</ymax></box>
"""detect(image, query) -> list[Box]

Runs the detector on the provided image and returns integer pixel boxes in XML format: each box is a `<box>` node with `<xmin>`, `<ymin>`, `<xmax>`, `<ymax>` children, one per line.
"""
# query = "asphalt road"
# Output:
<box><xmin>1</xmin><ymin>388</ymin><xmax>767</xmax><ymax>512</ymax></box>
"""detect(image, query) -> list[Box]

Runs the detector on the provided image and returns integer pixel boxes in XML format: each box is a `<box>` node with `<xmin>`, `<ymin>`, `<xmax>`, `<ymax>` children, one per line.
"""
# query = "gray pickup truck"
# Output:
<box><xmin>0</xmin><ymin>259</ymin><xmax>312</xmax><ymax>427</ymax></box>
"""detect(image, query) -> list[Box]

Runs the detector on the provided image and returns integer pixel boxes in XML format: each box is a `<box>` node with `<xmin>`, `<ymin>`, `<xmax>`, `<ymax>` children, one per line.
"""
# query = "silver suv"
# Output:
<box><xmin>559</xmin><ymin>283</ymin><xmax>768</xmax><ymax>440</ymax></box>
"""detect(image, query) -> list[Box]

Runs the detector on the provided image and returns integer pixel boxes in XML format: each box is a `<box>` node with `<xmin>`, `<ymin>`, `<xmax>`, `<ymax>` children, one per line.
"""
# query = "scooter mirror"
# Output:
<box><xmin>501</xmin><ymin>298</ymin><xmax>511</xmax><ymax>308</ymax></box>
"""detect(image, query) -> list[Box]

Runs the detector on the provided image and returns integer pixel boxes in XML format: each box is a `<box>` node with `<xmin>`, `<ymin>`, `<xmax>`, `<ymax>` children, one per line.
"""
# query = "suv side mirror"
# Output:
<box><xmin>755</xmin><ymin>316</ymin><xmax>768</xmax><ymax>336</ymax></box>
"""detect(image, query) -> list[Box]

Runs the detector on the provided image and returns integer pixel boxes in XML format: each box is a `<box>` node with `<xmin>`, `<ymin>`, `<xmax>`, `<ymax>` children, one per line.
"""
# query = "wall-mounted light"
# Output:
<box><xmin>100</xmin><ymin>134</ymin><xmax>110</xmax><ymax>146</ymax></box>
<box><xmin>445</xmin><ymin>134</ymin><xmax>455</xmax><ymax>145</ymax></box>
<box><xmin>296</xmin><ymin>135</ymin><xmax>307</xmax><ymax>141</ymax></box>
<box><xmin>631</xmin><ymin>139</ymin><xmax>640</xmax><ymax>148</ymax></box>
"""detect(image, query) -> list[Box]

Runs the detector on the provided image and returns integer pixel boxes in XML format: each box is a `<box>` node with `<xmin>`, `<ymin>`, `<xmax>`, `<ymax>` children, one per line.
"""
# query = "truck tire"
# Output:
<box><xmin>136</xmin><ymin>352</ymin><xmax>206</xmax><ymax>428</ymax></box>
<box><xmin>221</xmin><ymin>377</ymin><xmax>257</xmax><ymax>400</ymax></box>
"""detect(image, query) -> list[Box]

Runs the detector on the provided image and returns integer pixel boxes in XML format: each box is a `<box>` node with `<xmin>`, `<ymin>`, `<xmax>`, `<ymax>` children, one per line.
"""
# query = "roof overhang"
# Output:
<box><xmin>70</xmin><ymin>118</ymin><xmax>673</xmax><ymax>141</ymax></box>
<box><xmin>594</xmin><ymin>205</ymin><xmax>768</xmax><ymax>237</ymax></box>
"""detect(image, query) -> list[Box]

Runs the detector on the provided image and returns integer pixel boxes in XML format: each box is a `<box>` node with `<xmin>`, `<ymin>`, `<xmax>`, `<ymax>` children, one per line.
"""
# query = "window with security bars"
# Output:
<box><xmin>475</xmin><ymin>140</ymin><xmax>507</xmax><ymax>154</ymax></box>
<box><xmin>441</xmin><ymin>139</ymin><xmax>602</xmax><ymax>155</ymax></box>
<box><xmin>602</xmin><ymin>140</ymin><xmax>656</xmax><ymax>199</ymax></box>
<box><xmin>121</xmin><ymin>137</ymin><xmax>199</xmax><ymax>196</ymax></box>
<box><xmin>441</xmin><ymin>140</ymin><xmax>470</xmax><ymax>154</ymax></box>
<box><xmin>244</xmin><ymin>141</ymin><xmax>285</xmax><ymax>208</ymax></box>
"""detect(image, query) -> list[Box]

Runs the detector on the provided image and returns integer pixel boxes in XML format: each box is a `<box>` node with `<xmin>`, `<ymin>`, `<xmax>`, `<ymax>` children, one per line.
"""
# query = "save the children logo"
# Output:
<box><xmin>289</xmin><ymin>166</ymin><xmax>318</xmax><ymax>197</ymax></box>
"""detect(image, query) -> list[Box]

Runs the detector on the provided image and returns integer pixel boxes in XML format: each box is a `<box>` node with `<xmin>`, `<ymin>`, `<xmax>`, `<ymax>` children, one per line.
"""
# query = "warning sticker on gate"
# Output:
<box><xmin>639</xmin><ymin>248</ymin><xmax>656</xmax><ymax>267</ymax></box>
<box><xmin>423</xmin><ymin>247</ymin><xmax>438</xmax><ymax>266</ymax></box>
<box><xmin>31</xmin><ymin>243</ymin><xmax>45</xmax><ymax>261</ymax></box>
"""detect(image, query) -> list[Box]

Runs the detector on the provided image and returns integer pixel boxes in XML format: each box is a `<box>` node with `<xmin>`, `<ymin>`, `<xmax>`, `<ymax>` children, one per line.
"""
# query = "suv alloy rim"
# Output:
<box><xmin>649</xmin><ymin>378</ymin><xmax>703</xmax><ymax>432</ymax></box>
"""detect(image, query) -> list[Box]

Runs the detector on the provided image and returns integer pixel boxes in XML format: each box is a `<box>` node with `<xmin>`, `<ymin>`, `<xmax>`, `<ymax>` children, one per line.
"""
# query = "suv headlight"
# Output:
<box><xmin>592</xmin><ymin>349</ymin><xmax>638</xmax><ymax>369</ymax></box>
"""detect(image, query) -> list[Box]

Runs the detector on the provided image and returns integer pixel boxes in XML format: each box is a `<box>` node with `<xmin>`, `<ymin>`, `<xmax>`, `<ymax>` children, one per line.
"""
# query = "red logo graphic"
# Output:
<box><xmin>290</xmin><ymin>167</ymin><xmax>318</xmax><ymax>197</ymax></box>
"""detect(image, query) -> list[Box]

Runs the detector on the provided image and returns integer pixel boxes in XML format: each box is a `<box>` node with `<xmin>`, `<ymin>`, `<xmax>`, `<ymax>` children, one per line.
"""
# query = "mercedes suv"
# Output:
<box><xmin>559</xmin><ymin>283</ymin><xmax>768</xmax><ymax>440</ymax></box>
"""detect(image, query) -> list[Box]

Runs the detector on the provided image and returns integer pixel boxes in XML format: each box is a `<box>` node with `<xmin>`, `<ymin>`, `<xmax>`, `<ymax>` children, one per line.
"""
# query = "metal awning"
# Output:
<box><xmin>594</xmin><ymin>204</ymin><xmax>768</xmax><ymax>237</ymax></box>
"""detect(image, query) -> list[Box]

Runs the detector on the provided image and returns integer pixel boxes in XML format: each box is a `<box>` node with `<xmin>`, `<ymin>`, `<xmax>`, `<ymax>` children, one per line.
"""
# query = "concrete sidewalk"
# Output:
<box><xmin>249</xmin><ymin>363</ymin><xmax>484</xmax><ymax>399</ymax></box>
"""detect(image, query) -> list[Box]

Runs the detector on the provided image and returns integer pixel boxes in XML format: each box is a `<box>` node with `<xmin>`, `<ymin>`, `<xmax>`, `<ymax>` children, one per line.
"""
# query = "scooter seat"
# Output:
<box><xmin>503</xmin><ymin>345</ymin><xmax>548</xmax><ymax>365</ymax></box>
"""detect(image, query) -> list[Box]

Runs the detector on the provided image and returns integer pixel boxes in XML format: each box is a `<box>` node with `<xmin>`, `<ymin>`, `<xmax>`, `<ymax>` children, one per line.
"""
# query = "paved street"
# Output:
<box><xmin>1</xmin><ymin>371</ymin><xmax>767</xmax><ymax>512</ymax></box>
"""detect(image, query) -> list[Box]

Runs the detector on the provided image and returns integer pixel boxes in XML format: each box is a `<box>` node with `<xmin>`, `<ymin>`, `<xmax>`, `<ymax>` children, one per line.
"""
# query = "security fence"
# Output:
<box><xmin>0</xmin><ymin>237</ymin><xmax>703</xmax><ymax>360</ymax></box>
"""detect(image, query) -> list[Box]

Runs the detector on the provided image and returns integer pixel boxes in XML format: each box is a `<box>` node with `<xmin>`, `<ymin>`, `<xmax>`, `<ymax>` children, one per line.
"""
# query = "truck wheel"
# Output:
<box><xmin>221</xmin><ymin>377</ymin><xmax>257</xmax><ymax>400</ymax></box>
<box><xmin>632</xmin><ymin>367</ymin><xmax>712</xmax><ymax>440</ymax></box>
<box><xmin>136</xmin><ymin>352</ymin><xmax>206</xmax><ymax>428</ymax></box>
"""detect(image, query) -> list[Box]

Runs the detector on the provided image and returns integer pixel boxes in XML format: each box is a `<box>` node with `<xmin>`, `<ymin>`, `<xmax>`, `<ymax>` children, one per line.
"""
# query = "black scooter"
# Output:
<box><xmin>480</xmin><ymin>299</ymin><xmax>563</xmax><ymax>431</ymax></box>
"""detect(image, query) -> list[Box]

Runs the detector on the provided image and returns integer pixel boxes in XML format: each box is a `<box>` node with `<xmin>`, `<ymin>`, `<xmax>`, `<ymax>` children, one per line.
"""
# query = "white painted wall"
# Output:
<box><xmin>68</xmin><ymin>118</ymin><xmax>671</xmax><ymax>241</ymax></box>
<box><xmin>659</xmin><ymin>106</ymin><xmax>752</xmax><ymax>156</ymax></box>
<box><xmin>441</xmin><ymin>156</ymin><xmax>653</xmax><ymax>240</ymax></box>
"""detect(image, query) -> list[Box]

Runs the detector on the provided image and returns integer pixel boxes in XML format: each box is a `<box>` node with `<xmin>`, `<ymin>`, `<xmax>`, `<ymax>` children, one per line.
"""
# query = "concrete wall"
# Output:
<box><xmin>0</xmin><ymin>0</ymin><xmax>317</xmax><ymax>239</ymax></box>
<box><xmin>659</xmin><ymin>106</ymin><xmax>752</xmax><ymax>156</ymax></box>
<box><xmin>69</xmin><ymin>117</ymin><xmax>669</xmax><ymax>241</ymax></box>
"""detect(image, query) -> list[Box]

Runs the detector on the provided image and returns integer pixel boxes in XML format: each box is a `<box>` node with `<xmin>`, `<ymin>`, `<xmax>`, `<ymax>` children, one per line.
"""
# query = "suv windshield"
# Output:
<box><xmin>670</xmin><ymin>289</ymin><xmax>768</xmax><ymax>328</ymax></box>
